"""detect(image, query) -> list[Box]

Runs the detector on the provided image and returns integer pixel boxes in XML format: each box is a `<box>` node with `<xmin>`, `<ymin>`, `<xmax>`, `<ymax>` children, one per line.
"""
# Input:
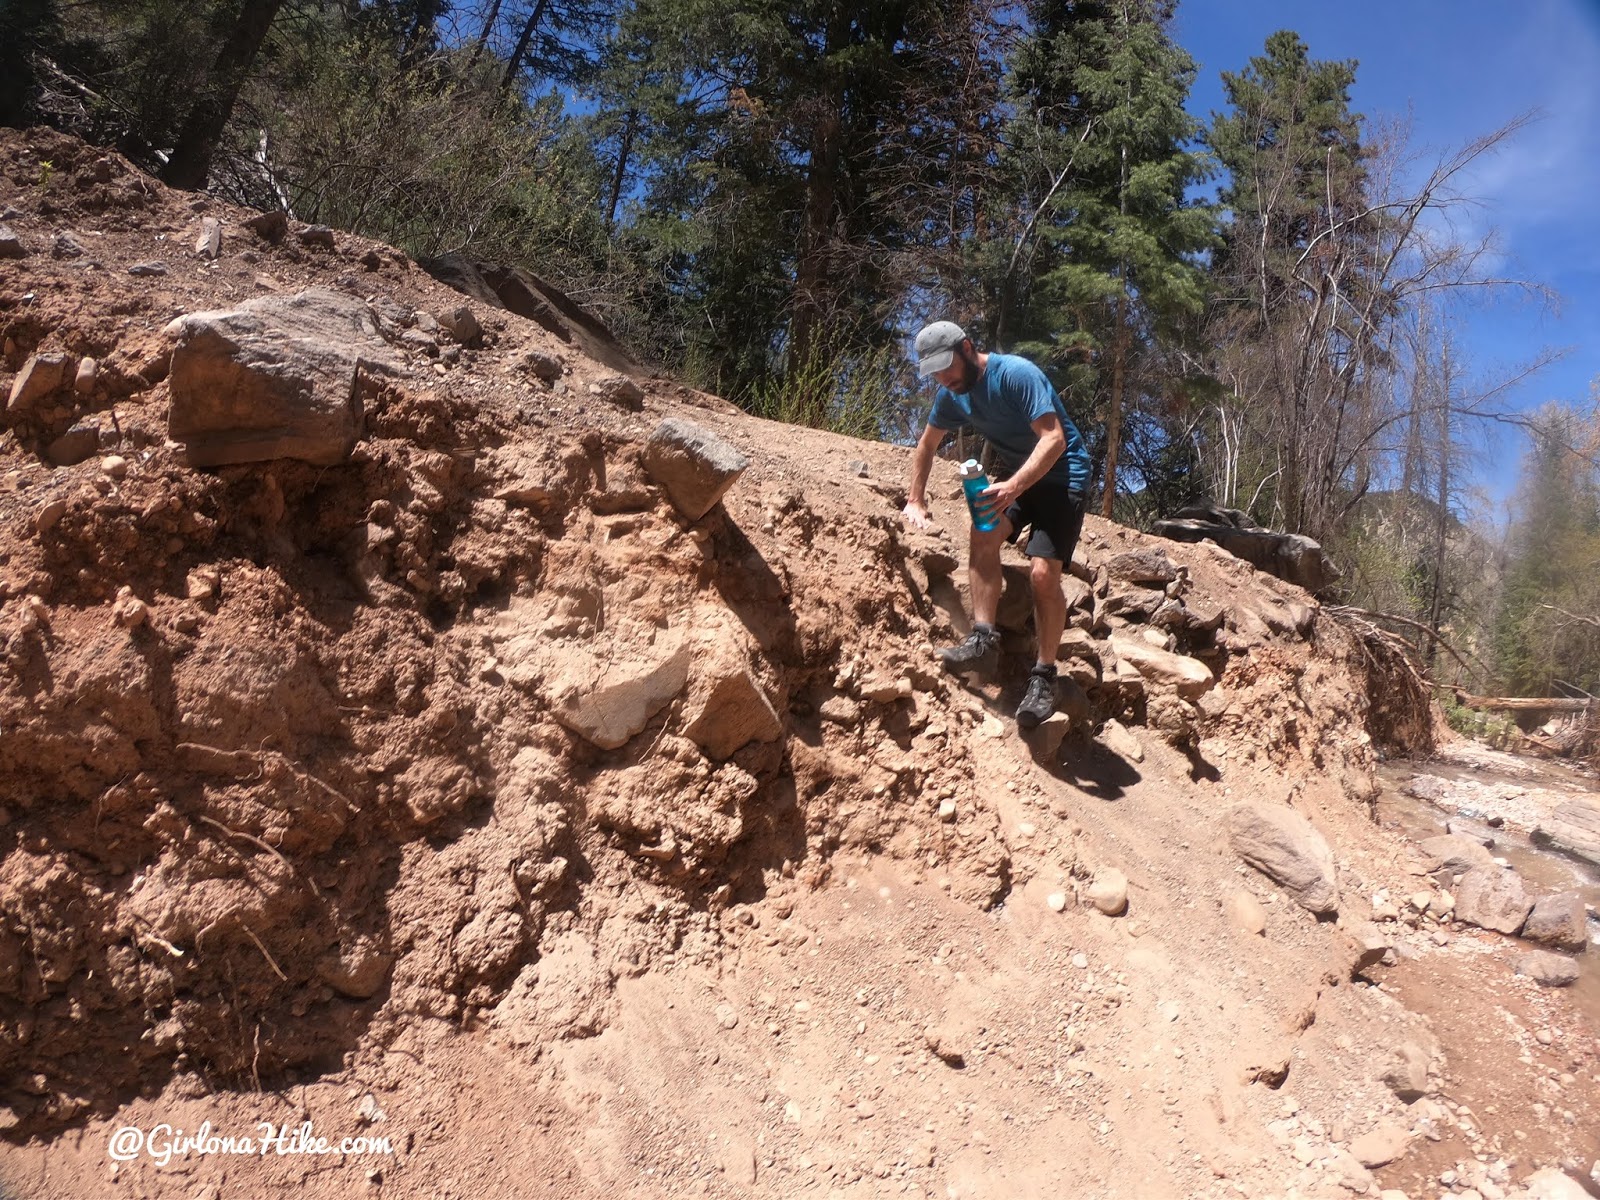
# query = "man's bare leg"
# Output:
<box><xmin>1029</xmin><ymin>554</ymin><xmax>1065</xmax><ymax>666</ymax></box>
<box><xmin>966</xmin><ymin>518</ymin><xmax>1013</xmax><ymax>626</ymax></box>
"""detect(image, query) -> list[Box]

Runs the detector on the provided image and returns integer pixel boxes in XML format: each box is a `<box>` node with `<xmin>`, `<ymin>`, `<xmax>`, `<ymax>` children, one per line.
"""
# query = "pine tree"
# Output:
<box><xmin>592</xmin><ymin>0</ymin><xmax>1005</xmax><ymax>412</ymax></box>
<box><xmin>1494</xmin><ymin>405</ymin><xmax>1600</xmax><ymax>695</ymax></box>
<box><xmin>1204</xmin><ymin>31</ymin><xmax>1382</xmax><ymax>535</ymax></box>
<box><xmin>1209</xmin><ymin>30</ymin><xmax>1365</xmax><ymax>317</ymax></box>
<box><xmin>998</xmin><ymin>0</ymin><xmax>1217</xmax><ymax>516</ymax></box>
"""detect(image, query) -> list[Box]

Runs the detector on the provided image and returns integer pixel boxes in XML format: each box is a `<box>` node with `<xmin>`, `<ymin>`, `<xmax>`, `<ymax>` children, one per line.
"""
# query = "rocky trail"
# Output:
<box><xmin>0</xmin><ymin>127</ymin><xmax>1596</xmax><ymax>1200</ymax></box>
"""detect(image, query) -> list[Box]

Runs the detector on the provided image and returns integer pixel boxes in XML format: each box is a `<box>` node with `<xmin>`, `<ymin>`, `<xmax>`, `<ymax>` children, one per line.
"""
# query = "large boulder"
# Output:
<box><xmin>1453</xmin><ymin>866</ymin><xmax>1534</xmax><ymax>935</ymax></box>
<box><xmin>1108</xmin><ymin>634</ymin><xmax>1215</xmax><ymax>699</ymax></box>
<box><xmin>1521</xmin><ymin>892</ymin><xmax>1589</xmax><ymax>953</ymax></box>
<box><xmin>1152</xmin><ymin>509</ymin><xmax>1340</xmax><ymax>593</ymax></box>
<box><xmin>164</xmin><ymin>288</ymin><xmax>405</xmax><ymax>467</ymax></box>
<box><xmin>642</xmin><ymin>418</ymin><xmax>750</xmax><ymax>521</ymax></box>
<box><xmin>1226</xmin><ymin>801</ymin><xmax>1339</xmax><ymax>915</ymax></box>
<box><xmin>1533</xmin><ymin>797</ymin><xmax>1600</xmax><ymax>868</ymax></box>
<box><xmin>1418</xmin><ymin>833</ymin><xmax>1495</xmax><ymax>876</ymax></box>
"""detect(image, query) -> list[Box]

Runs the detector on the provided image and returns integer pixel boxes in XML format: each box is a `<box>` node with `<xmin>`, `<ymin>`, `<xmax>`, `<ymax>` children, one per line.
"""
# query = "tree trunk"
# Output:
<box><xmin>1101</xmin><ymin>119</ymin><xmax>1132</xmax><ymax>519</ymax></box>
<box><xmin>160</xmin><ymin>0</ymin><xmax>287</xmax><ymax>190</ymax></box>
<box><xmin>469</xmin><ymin>0</ymin><xmax>503</xmax><ymax>67</ymax></box>
<box><xmin>1457</xmin><ymin>695</ymin><xmax>1592</xmax><ymax>713</ymax></box>
<box><xmin>500</xmin><ymin>0</ymin><xmax>551</xmax><ymax>91</ymax></box>
<box><xmin>1425</xmin><ymin>341</ymin><xmax>1452</xmax><ymax>668</ymax></box>
<box><xmin>1101</xmin><ymin>292</ymin><xmax>1128</xmax><ymax>518</ymax></box>
<box><xmin>788</xmin><ymin>104</ymin><xmax>840</xmax><ymax>400</ymax></box>
<box><xmin>605</xmin><ymin>109</ymin><xmax>638</xmax><ymax>233</ymax></box>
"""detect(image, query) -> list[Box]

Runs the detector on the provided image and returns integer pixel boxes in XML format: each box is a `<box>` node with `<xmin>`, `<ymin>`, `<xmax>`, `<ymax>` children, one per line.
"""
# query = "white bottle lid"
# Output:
<box><xmin>958</xmin><ymin>458</ymin><xmax>983</xmax><ymax>479</ymax></box>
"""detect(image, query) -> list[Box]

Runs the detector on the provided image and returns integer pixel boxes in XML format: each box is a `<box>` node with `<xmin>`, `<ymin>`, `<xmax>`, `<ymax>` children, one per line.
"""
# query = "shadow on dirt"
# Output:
<box><xmin>1044</xmin><ymin>737</ymin><xmax>1144</xmax><ymax>800</ymax></box>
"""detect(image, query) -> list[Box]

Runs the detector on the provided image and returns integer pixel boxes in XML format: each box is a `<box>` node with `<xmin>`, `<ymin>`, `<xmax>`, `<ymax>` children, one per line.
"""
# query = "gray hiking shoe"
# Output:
<box><xmin>1015</xmin><ymin>666</ymin><xmax>1057</xmax><ymax>729</ymax></box>
<box><xmin>938</xmin><ymin>627</ymin><xmax>998</xmax><ymax>676</ymax></box>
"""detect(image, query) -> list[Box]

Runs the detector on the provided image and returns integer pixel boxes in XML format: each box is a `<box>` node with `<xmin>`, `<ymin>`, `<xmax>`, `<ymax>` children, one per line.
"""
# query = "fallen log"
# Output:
<box><xmin>1452</xmin><ymin>694</ymin><xmax>1593</xmax><ymax>713</ymax></box>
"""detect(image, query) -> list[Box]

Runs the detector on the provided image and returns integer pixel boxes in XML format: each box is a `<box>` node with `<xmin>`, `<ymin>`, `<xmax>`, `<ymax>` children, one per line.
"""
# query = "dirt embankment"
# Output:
<box><xmin>1</xmin><ymin>128</ymin><xmax>1596</xmax><ymax>1200</ymax></box>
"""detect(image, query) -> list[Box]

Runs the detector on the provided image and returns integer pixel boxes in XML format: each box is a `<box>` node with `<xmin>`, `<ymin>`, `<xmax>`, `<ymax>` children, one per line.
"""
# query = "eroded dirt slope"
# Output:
<box><xmin>1</xmin><ymin>128</ymin><xmax>1596</xmax><ymax>1200</ymax></box>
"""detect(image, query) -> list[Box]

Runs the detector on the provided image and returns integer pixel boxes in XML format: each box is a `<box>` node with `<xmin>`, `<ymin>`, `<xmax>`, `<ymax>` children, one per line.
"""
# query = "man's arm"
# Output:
<box><xmin>977</xmin><ymin>414</ymin><xmax>1065</xmax><ymax>517</ymax></box>
<box><xmin>903</xmin><ymin>423</ymin><xmax>946</xmax><ymax>529</ymax></box>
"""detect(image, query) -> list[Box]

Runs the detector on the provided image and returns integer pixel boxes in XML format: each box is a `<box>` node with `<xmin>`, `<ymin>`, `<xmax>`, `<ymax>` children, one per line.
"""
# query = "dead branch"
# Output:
<box><xmin>1539</xmin><ymin>603</ymin><xmax>1600</xmax><ymax>631</ymax></box>
<box><xmin>1324</xmin><ymin>605</ymin><xmax>1480</xmax><ymax>679</ymax></box>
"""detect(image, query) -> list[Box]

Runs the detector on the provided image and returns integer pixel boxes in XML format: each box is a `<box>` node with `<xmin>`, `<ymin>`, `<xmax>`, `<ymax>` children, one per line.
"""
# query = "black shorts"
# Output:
<box><xmin>1004</xmin><ymin>479</ymin><xmax>1086</xmax><ymax>563</ymax></box>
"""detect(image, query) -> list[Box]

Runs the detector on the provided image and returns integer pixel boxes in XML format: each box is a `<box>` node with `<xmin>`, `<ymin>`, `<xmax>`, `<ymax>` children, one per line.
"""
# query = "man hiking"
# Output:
<box><xmin>901</xmin><ymin>321</ymin><xmax>1092</xmax><ymax>729</ymax></box>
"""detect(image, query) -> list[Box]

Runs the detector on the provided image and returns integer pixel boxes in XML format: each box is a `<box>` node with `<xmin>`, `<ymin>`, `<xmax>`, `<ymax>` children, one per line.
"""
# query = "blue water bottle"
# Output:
<box><xmin>959</xmin><ymin>459</ymin><xmax>999</xmax><ymax>532</ymax></box>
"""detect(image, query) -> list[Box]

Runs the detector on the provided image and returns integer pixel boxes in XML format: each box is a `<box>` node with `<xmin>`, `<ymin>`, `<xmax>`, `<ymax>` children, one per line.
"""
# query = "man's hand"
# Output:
<box><xmin>902</xmin><ymin>499</ymin><xmax>933</xmax><ymax>529</ymax></box>
<box><xmin>976</xmin><ymin>478</ymin><xmax>1021</xmax><ymax>522</ymax></box>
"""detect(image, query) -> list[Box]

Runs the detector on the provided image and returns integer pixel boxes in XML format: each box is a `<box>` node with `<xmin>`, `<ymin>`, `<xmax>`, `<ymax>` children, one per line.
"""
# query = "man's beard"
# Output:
<box><xmin>947</xmin><ymin>352</ymin><xmax>980</xmax><ymax>394</ymax></box>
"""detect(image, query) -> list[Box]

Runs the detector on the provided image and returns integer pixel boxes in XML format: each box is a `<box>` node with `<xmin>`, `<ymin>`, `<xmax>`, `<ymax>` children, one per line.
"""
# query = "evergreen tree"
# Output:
<box><xmin>1494</xmin><ymin>404</ymin><xmax>1600</xmax><ymax>695</ymax></box>
<box><xmin>998</xmin><ymin>0</ymin><xmax>1217</xmax><ymax>516</ymax></box>
<box><xmin>592</xmin><ymin>0</ymin><xmax>1005</xmax><ymax>413</ymax></box>
<box><xmin>1208</xmin><ymin>31</ymin><xmax>1365</xmax><ymax>317</ymax></box>
<box><xmin>1203</xmin><ymin>31</ymin><xmax>1386</xmax><ymax>536</ymax></box>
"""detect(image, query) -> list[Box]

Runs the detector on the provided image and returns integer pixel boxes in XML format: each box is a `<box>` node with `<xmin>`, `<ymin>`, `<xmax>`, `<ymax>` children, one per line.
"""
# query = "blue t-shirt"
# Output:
<box><xmin>927</xmin><ymin>353</ymin><xmax>1090</xmax><ymax>493</ymax></box>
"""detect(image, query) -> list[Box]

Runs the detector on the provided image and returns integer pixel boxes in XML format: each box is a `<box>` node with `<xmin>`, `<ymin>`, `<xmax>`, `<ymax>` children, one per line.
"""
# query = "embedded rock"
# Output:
<box><xmin>538</xmin><ymin>630</ymin><xmax>692</xmax><ymax>751</ymax></box>
<box><xmin>1350</xmin><ymin>1123</ymin><xmax>1409</xmax><ymax>1168</ymax></box>
<box><xmin>6</xmin><ymin>352</ymin><xmax>74</xmax><ymax>418</ymax></box>
<box><xmin>316</xmin><ymin>937</ymin><xmax>393</xmax><ymax>999</ymax></box>
<box><xmin>591</xmin><ymin>375</ymin><xmax>645</xmax><ymax>411</ymax></box>
<box><xmin>1514</xmin><ymin>1168</ymin><xmax>1591</xmax><ymax>1200</ymax></box>
<box><xmin>680</xmin><ymin>619</ymin><xmax>784</xmax><ymax>760</ymax></box>
<box><xmin>1227</xmin><ymin>801</ymin><xmax>1339</xmax><ymax>915</ymax></box>
<box><xmin>1152</xmin><ymin>511</ymin><xmax>1340</xmax><ymax>593</ymax></box>
<box><xmin>1378</xmin><ymin>1041</ymin><xmax>1431</xmax><ymax>1101</ymax></box>
<box><xmin>1098</xmin><ymin>717</ymin><xmax>1144</xmax><ymax>762</ymax></box>
<box><xmin>437</xmin><ymin>306</ymin><xmax>483</xmax><ymax>346</ymax></box>
<box><xmin>44</xmin><ymin>418</ymin><xmax>105</xmax><ymax>466</ymax></box>
<box><xmin>1104</xmin><ymin>547</ymin><xmax>1179</xmax><ymax>585</ymax></box>
<box><xmin>193</xmin><ymin>216</ymin><xmax>221</xmax><ymax>259</ymax></box>
<box><xmin>1446</xmin><ymin>817</ymin><xmax>1496</xmax><ymax>848</ymax></box>
<box><xmin>642</xmin><ymin>418</ymin><xmax>750</xmax><ymax>521</ymax></box>
<box><xmin>1227</xmin><ymin>891</ymin><xmax>1267</xmax><ymax>936</ymax></box>
<box><xmin>164</xmin><ymin>287</ymin><xmax>405</xmax><ymax>466</ymax></box>
<box><xmin>521</xmin><ymin>350</ymin><xmax>564</xmax><ymax>381</ymax></box>
<box><xmin>244</xmin><ymin>210</ymin><xmax>289</xmax><ymax>242</ymax></box>
<box><xmin>1109</xmin><ymin>634</ymin><xmax>1214</xmax><ymax>699</ymax></box>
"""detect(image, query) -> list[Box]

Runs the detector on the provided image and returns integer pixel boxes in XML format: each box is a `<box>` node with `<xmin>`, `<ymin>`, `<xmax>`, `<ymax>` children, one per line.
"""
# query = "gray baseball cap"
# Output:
<box><xmin>914</xmin><ymin>321</ymin><xmax>968</xmax><ymax>376</ymax></box>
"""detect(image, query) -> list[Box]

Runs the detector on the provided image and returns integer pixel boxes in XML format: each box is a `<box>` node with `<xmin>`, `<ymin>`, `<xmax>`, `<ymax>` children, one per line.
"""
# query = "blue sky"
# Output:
<box><xmin>1174</xmin><ymin>0</ymin><xmax>1600</xmax><ymax>512</ymax></box>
